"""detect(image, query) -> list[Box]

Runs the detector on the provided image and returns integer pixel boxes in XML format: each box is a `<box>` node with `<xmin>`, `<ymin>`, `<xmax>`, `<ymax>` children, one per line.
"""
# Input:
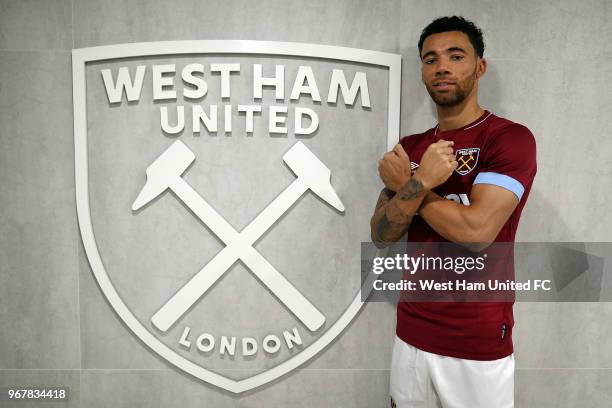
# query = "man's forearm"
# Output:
<box><xmin>418</xmin><ymin>189</ymin><xmax>514</xmax><ymax>250</ymax></box>
<box><xmin>419</xmin><ymin>192</ymin><xmax>478</xmax><ymax>242</ymax></box>
<box><xmin>370</xmin><ymin>177</ymin><xmax>428</xmax><ymax>248</ymax></box>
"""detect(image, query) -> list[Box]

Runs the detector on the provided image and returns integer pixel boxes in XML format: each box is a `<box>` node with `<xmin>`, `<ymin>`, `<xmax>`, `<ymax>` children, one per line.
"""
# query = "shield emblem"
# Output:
<box><xmin>455</xmin><ymin>147</ymin><xmax>480</xmax><ymax>175</ymax></box>
<box><xmin>72</xmin><ymin>40</ymin><xmax>400</xmax><ymax>393</ymax></box>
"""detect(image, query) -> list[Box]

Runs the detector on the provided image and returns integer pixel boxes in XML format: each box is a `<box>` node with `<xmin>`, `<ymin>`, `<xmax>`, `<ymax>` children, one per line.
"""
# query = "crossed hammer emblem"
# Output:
<box><xmin>456</xmin><ymin>154</ymin><xmax>474</xmax><ymax>172</ymax></box>
<box><xmin>132</xmin><ymin>141</ymin><xmax>345</xmax><ymax>333</ymax></box>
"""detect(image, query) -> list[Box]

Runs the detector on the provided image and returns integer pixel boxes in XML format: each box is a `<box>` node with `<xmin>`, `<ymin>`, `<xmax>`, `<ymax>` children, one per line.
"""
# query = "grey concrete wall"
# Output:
<box><xmin>0</xmin><ymin>0</ymin><xmax>611</xmax><ymax>407</ymax></box>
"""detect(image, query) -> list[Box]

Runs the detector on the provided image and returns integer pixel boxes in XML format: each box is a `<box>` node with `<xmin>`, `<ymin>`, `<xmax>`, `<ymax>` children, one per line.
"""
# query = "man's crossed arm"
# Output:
<box><xmin>370</xmin><ymin>141</ymin><xmax>519</xmax><ymax>250</ymax></box>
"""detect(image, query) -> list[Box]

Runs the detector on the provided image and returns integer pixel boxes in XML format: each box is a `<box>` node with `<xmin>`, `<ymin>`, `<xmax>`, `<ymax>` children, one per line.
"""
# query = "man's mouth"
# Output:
<box><xmin>432</xmin><ymin>81</ymin><xmax>456</xmax><ymax>90</ymax></box>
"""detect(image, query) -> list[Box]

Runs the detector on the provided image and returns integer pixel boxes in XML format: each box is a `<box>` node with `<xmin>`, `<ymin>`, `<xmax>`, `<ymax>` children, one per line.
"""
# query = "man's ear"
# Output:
<box><xmin>476</xmin><ymin>57</ymin><xmax>487</xmax><ymax>79</ymax></box>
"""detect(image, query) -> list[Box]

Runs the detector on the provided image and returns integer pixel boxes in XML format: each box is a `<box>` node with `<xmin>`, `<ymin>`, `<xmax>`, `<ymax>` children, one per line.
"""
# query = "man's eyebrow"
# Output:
<box><xmin>421</xmin><ymin>47</ymin><xmax>468</xmax><ymax>60</ymax></box>
<box><xmin>447</xmin><ymin>46</ymin><xmax>467</xmax><ymax>54</ymax></box>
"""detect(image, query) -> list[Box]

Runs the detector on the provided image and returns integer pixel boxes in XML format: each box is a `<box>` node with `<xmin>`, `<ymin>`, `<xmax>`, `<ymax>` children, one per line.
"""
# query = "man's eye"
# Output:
<box><xmin>424</xmin><ymin>59</ymin><xmax>435</xmax><ymax>64</ymax></box>
<box><xmin>450</xmin><ymin>55</ymin><xmax>464</xmax><ymax>61</ymax></box>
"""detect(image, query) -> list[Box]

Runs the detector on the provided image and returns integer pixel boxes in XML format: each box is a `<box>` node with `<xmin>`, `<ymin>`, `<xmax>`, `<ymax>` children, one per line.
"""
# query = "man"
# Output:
<box><xmin>370</xmin><ymin>16</ymin><xmax>537</xmax><ymax>408</ymax></box>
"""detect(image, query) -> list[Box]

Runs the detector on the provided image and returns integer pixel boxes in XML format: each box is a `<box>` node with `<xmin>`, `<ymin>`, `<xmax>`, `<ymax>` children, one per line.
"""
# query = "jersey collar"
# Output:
<box><xmin>433</xmin><ymin>110</ymin><xmax>493</xmax><ymax>136</ymax></box>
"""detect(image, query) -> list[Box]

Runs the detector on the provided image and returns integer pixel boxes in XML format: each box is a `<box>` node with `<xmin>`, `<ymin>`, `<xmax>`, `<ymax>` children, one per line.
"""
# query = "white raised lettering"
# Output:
<box><xmin>101</xmin><ymin>66</ymin><xmax>146</xmax><ymax>103</ymax></box>
<box><xmin>238</xmin><ymin>105</ymin><xmax>262</xmax><ymax>133</ymax></box>
<box><xmin>219</xmin><ymin>336</ymin><xmax>237</xmax><ymax>356</ymax></box>
<box><xmin>193</xmin><ymin>105</ymin><xmax>218</xmax><ymax>133</ymax></box>
<box><xmin>254</xmin><ymin>64</ymin><xmax>285</xmax><ymax>100</ymax></box>
<box><xmin>160</xmin><ymin>105</ymin><xmax>184</xmax><ymax>135</ymax></box>
<box><xmin>327</xmin><ymin>69</ymin><xmax>370</xmax><ymax>107</ymax></box>
<box><xmin>211</xmin><ymin>63</ymin><xmax>240</xmax><ymax>99</ymax></box>
<box><xmin>269</xmin><ymin>106</ymin><xmax>288</xmax><ymax>134</ymax></box>
<box><xmin>152</xmin><ymin>64</ymin><xmax>177</xmax><ymax>101</ymax></box>
<box><xmin>282</xmin><ymin>328</ymin><xmax>303</xmax><ymax>350</ymax></box>
<box><xmin>242</xmin><ymin>337</ymin><xmax>258</xmax><ymax>356</ymax></box>
<box><xmin>294</xmin><ymin>107</ymin><xmax>319</xmax><ymax>135</ymax></box>
<box><xmin>196</xmin><ymin>333</ymin><xmax>215</xmax><ymax>352</ymax></box>
<box><xmin>178</xmin><ymin>326</ymin><xmax>192</xmax><ymax>349</ymax></box>
<box><xmin>263</xmin><ymin>334</ymin><xmax>281</xmax><ymax>354</ymax></box>
<box><xmin>290</xmin><ymin>66</ymin><xmax>321</xmax><ymax>101</ymax></box>
<box><xmin>181</xmin><ymin>63</ymin><xmax>207</xmax><ymax>99</ymax></box>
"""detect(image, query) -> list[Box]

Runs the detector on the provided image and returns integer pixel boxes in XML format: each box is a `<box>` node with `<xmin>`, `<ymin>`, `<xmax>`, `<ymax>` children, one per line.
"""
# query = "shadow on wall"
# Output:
<box><xmin>482</xmin><ymin>63</ymin><xmax>576</xmax><ymax>241</ymax></box>
<box><xmin>479</xmin><ymin>62</ymin><xmax>505</xmax><ymax>119</ymax></box>
<box><xmin>400</xmin><ymin>46</ymin><xmax>431</xmax><ymax>135</ymax></box>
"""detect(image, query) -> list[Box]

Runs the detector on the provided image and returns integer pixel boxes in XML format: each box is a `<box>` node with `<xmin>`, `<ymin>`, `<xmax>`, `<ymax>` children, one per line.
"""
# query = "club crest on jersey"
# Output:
<box><xmin>455</xmin><ymin>148</ymin><xmax>480</xmax><ymax>176</ymax></box>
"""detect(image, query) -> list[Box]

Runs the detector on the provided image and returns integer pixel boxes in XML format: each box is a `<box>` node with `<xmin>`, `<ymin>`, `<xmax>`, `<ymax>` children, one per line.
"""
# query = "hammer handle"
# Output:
<box><xmin>152</xmin><ymin>177</ymin><xmax>325</xmax><ymax>332</ymax></box>
<box><xmin>172</xmin><ymin>177</ymin><xmax>240</xmax><ymax>243</ymax></box>
<box><xmin>241</xmin><ymin>179</ymin><xmax>307</xmax><ymax>244</ymax></box>
<box><xmin>151</xmin><ymin>245</ymin><xmax>237</xmax><ymax>332</ymax></box>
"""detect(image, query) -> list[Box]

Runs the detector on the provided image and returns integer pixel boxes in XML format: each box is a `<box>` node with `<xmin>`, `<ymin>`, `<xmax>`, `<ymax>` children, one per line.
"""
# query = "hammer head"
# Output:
<box><xmin>283</xmin><ymin>142</ymin><xmax>345</xmax><ymax>212</ymax></box>
<box><xmin>132</xmin><ymin>141</ymin><xmax>195</xmax><ymax>211</ymax></box>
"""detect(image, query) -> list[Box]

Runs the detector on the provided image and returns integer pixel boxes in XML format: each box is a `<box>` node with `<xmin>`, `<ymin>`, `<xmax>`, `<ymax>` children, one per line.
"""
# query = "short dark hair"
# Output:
<box><xmin>418</xmin><ymin>16</ymin><xmax>485</xmax><ymax>58</ymax></box>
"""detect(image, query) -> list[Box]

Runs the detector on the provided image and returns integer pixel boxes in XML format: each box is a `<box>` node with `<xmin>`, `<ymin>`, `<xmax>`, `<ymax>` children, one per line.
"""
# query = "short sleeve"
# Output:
<box><xmin>473</xmin><ymin>123</ymin><xmax>537</xmax><ymax>201</ymax></box>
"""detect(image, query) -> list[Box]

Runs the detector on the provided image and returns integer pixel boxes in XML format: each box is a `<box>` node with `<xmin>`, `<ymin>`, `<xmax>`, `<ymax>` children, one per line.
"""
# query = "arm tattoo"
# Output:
<box><xmin>372</xmin><ymin>180</ymin><xmax>425</xmax><ymax>244</ymax></box>
<box><xmin>376</xmin><ymin>213</ymin><xmax>392</xmax><ymax>240</ymax></box>
<box><xmin>374</xmin><ymin>190</ymin><xmax>410</xmax><ymax>242</ymax></box>
<box><xmin>373</xmin><ymin>188</ymin><xmax>395</xmax><ymax>213</ymax></box>
<box><xmin>376</xmin><ymin>205</ymin><xmax>411</xmax><ymax>240</ymax></box>
<box><xmin>397</xmin><ymin>178</ymin><xmax>424</xmax><ymax>201</ymax></box>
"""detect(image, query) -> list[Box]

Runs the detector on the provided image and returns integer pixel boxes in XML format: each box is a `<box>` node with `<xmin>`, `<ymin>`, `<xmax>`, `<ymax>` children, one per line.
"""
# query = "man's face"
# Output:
<box><xmin>420</xmin><ymin>31</ymin><xmax>484</xmax><ymax>107</ymax></box>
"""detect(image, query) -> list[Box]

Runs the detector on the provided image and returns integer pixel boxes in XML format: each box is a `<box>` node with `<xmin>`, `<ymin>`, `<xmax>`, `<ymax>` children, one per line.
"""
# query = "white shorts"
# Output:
<box><xmin>390</xmin><ymin>336</ymin><xmax>514</xmax><ymax>408</ymax></box>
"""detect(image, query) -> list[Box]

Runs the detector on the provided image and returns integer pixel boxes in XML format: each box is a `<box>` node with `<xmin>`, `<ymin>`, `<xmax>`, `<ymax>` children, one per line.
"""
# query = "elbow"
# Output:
<box><xmin>372</xmin><ymin>238</ymin><xmax>391</xmax><ymax>249</ymax></box>
<box><xmin>370</xmin><ymin>227</ymin><xmax>391</xmax><ymax>249</ymax></box>
<box><xmin>370</xmin><ymin>218</ymin><xmax>392</xmax><ymax>249</ymax></box>
<box><xmin>457</xmin><ymin>224</ymin><xmax>496</xmax><ymax>253</ymax></box>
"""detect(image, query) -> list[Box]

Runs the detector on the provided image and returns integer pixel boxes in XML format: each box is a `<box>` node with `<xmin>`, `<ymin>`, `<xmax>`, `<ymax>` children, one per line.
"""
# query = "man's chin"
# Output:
<box><xmin>426</xmin><ymin>89</ymin><xmax>462</xmax><ymax>106</ymax></box>
<box><xmin>432</xmin><ymin>96</ymin><xmax>463</xmax><ymax>107</ymax></box>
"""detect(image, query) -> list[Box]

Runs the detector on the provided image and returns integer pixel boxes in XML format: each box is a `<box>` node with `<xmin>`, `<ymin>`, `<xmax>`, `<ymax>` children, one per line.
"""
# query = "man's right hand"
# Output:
<box><xmin>414</xmin><ymin>140</ymin><xmax>458</xmax><ymax>190</ymax></box>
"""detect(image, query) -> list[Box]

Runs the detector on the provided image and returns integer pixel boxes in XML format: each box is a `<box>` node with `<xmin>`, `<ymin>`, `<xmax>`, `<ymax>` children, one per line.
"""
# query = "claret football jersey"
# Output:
<box><xmin>396</xmin><ymin>110</ymin><xmax>537</xmax><ymax>360</ymax></box>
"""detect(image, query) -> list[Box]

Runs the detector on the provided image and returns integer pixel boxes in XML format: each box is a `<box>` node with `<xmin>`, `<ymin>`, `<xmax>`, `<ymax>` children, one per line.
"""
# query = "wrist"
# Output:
<box><xmin>412</xmin><ymin>171</ymin><xmax>430</xmax><ymax>191</ymax></box>
<box><xmin>394</xmin><ymin>177</ymin><xmax>426</xmax><ymax>203</ymax></box>
<box><xmin>382</xmin><ymin>187</ymin><xmax>396</xmax><ymax>198</ymax></box>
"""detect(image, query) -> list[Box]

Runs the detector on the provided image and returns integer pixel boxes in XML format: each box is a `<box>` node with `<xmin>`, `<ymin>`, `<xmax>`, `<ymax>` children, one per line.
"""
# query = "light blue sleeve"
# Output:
<box><xmin>473</xmin><ymin>172</ymin><xmax>525</xmax><ymax>200</ymax></box>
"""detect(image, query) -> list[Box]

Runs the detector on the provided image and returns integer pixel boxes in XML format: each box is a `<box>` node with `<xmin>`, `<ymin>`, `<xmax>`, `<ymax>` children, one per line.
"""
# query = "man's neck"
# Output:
<box><xmin>436</xmin><ymin>101</ymin><xmax>485</xmax><ymax>132</ymax></box>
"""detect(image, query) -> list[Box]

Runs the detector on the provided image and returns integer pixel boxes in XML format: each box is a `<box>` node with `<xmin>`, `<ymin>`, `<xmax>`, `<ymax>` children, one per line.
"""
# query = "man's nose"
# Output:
<box><xmin>435</xmin><ymin>59</ymin><xmax>451</xmax><ymax>75</ymax></box>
